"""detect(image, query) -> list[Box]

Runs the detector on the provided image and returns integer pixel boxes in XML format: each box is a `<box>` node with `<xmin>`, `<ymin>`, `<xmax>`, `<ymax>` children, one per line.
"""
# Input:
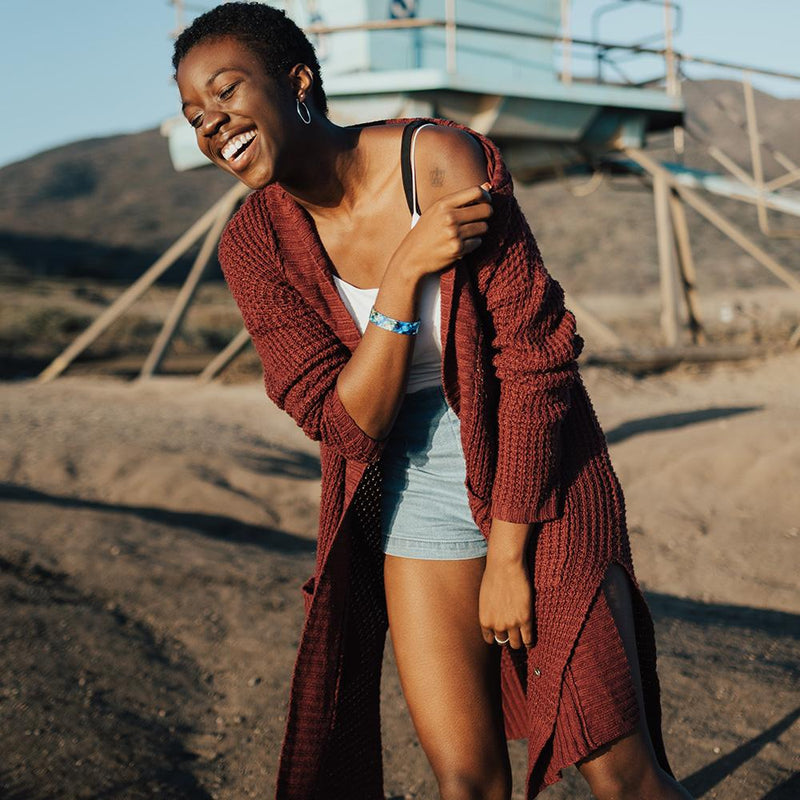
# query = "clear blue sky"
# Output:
<box><xmin>1</xmin><ymin>0</ymin><xmax>798</xmax><ymax>169</ymax></box>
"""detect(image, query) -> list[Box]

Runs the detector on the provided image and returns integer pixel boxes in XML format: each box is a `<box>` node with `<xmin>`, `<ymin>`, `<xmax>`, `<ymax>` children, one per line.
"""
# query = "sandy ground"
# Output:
<box><xmin>1</xmin><ymin>351</ymin><xmax>799</xmax><ymax>799</ymax></box>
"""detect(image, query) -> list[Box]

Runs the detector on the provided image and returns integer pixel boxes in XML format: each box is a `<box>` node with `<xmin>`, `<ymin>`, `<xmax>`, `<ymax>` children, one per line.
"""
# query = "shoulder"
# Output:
<box><xmin>219</xmin><ymin>187</ymin><xmax>278</xmax><ymax>263</ymax></box>
<box><xmin>413</xmin><ymin>124</ymin><xmax>490</xmax><ymax>210</ymax></box>
<box><xmin>217</xmin><ymin>187</ymin><xmax>286</xmax><ymax>296</ymax></box>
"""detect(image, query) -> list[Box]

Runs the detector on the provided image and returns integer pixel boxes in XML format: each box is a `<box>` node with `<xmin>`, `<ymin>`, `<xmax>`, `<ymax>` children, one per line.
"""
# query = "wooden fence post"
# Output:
<box><xmin>37</xmin><ymin>183</ymin><xmax>246</xmax><ymax>383</ymax></box>
<box><xmin>139</xmin><ymin>186</ymin><xmax>245</xmax><ymax>378</ymax></box>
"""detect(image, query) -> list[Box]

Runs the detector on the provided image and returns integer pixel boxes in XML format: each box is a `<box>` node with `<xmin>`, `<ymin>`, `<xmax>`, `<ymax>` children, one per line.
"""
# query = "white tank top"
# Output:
<box><xmin>332</xmin><ymin>123</ymin><xmax>442</xmax><ymax>394</ymax></box>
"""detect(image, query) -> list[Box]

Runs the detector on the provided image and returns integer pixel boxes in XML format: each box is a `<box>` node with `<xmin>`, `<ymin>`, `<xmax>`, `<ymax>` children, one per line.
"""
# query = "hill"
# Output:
<box><xmin>0</xmin><ymin>79</ymin><xmax>797</xmax><ymax>294</ymax></box>
<box><xmin>0</xmin><ymin>131</ymin><xmax>236</xmax><ymax>282</ymax></box>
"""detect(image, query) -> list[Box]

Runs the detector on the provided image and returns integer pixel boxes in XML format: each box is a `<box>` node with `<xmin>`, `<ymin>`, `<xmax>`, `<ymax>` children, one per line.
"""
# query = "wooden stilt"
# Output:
<box><xmin>627</xmin><ymin>148</ymin><xmax>800</xmax><ymax>295</ymax></box>
<box><xmin>585</xmin><ymin>343</ymin><xmax>766</xmax><ymax>373</ymax></box>
<box><xmin>653</xmin><ymin>171</ymin><xmax>681</xmax><ymax>347</ymax></box>
<box><xmin>139</xmin><ymin>189</ymin><xmax>243</xmax><ymax>379</ymax></box>
<box><xmin>197</xmin><ymin>327</ymin><xmax>252</xmax><ymax>384</ymax></box>
<box><xmin>562</xmin><ymin>291</ymin><xmax>625</xmax><ymax>350</ymax></box>
<box><xmin>37</xmin><ymin>183</ymin><xmax>248</xmax><ymax>383</ymax></box>
<box><xmin>676</xmin><ymin>187</ymin><xmax>800</xmax><ymax>292</ymax></box>
<box><xmin>626</xmin><ymin>148</ymin><xmax>800</xmax><ymax>346</ymax></box>
<box><xmin>743</xmin><ymin>76</ymin><xmax>770</xmax><ymax>235</ymax></box>
<box><xmin>668</xmin><ymin>189</ymin><xmax>705</xmax><ymax>344</ymax></box>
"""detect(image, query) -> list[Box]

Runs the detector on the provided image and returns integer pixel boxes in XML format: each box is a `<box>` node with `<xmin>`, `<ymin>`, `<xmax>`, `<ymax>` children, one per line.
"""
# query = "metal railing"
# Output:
<box><xmin>170</xmin><ymin>0</ymin><xmax>799</xmax><ymax>88</ymax></box>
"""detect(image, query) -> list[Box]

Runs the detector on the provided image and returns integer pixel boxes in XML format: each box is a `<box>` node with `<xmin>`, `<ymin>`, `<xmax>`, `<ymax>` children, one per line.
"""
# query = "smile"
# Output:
<box><xmin>221</xmin><ymin>129</ymin><xmax>257</xmax><ymax>163</ymax></box>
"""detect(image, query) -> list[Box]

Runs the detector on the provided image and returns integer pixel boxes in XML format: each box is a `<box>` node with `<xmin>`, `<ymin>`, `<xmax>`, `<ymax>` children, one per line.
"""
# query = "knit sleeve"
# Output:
<box><xmin>218</xmin><ymin>204</ymin><xmax>385</xmax><ymax>465</ymax></box>
<box><xmin>476</xmin><ymin>190</ymin><xmax>583</xmax><ymax>524</ymax></box>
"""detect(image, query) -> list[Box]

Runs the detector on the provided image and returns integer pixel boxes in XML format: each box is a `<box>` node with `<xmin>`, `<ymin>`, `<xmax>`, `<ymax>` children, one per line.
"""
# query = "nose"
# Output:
<box><xmin>199</xmin><ymin>108</ymin><xmax>228</xmax><ymax>138</ymax></box>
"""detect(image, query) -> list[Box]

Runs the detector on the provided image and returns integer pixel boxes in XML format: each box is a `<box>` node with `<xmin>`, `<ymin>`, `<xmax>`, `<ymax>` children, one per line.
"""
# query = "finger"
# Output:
<box><xmin>459</xmin><ymin>237</ymin><xmax>484</xmax><ymax>256</ymax></box>
<box><xmin>441</xmin><ymin>184</ymin><xmax>492</xmax><ymax>209</ymax></box>
<box><xmin>481</xmin><ymin>626</ymin><xmax>495</xmax><ymax>645</ymax></box>
<box><xmin>433</xmin><ymin>204</ymin><xmax>490</xmax><ymax>238</ymax></box>
<box><xmin>493</xmin><ymin>629</ymin><xmax>510</xmax><ymax>646</ymax></box>
<box><xmin>507</xmin><ymin>627</ymin><xmax>524</xmax><ymax>650</ymax></box>
<box><xmin>465</xmin><ymin>186</ymin><xmax>492</xmax><ymax>207</ymax></box>
<box><xmin>457</xmin><ymin>221</ymin><xmax>489</xmax><ymax>240</ymax></box>
<box><xmin>521</xmin><ymin>621</ymin><xmax>534</xmax><ymax>648</ymax></box>
<box><xmin>451</xmin><ymin>202</ymin><xmax>493</xmax><ymax>223</ymax></box>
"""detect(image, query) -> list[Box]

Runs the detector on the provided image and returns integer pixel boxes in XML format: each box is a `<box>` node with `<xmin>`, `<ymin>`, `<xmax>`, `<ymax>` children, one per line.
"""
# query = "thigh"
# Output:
<box><xmin>576</xmin><ymin>565</ymin><xmax>674</xmax><ymax>794</ymax></box>
<box><xmin>384</xmin><ymin>554</ymin><xmax>509</xmax><ymax>780</ymax></box>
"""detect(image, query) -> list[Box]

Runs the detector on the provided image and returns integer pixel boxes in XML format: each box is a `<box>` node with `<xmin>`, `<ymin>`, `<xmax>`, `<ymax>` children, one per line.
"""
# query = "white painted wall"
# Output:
<box><xmin>276</xmin><ymin>0</ymin><xmax>561</xmax><ymax>85</ymax></box>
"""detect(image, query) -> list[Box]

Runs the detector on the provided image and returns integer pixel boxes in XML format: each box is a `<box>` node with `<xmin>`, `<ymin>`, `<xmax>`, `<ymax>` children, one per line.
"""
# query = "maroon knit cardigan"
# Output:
<box><xmin>217</xmin><ymin>119</ymin><xmax>669</xmax><ymax>799</ymax></box>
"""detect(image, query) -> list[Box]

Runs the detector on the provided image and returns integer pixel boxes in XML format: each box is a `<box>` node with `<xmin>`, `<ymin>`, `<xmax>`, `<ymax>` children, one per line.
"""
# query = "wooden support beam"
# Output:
<box><xmin>562</xmin><ymin>291</ymin><xmax>624</xmax><ymax>350</ymax></box>
<box><xmin>139</xmin><ymin>190</ymin><xmax>242</xmax><ymax>379</ymax></box>
<box><xmin>766</xmin><ymin>167</ymin><xmax>800</xmax><ymax>193</ymax></box>
<box><xmin>735</xmin><ymin>78</ymin><xmax>800</xmax><ymax>239</ymax></box>
<box><xmin>584</xmin><ymin>343</ymin><xmax>767</xmax><ymax>373</ymax></box>
<box><xmin>668</xmin><ymin>189</ymin><xmax>705</xmax><ymax>344</ymax></box>
<box><xmin>197</xmin><ymin>327</ymin><xmax>252</xmax><ymax>384</ymax></box>
<box><xmin>626</xmin><ymin>148</ymin><xmax>800</xmax><ymax>295</ymax></box>
<box><xmin>37</xmin><ymin>183</ymin><xmax>248</xmax><ymax>383</ymax></box>
<box><xmin>743</xmin><ymin>77</ymin><xmax>770</xmax><ymax>235</ymax></box>
<box><xmin>678</xmin><ymin>184</ymin><xmax>800</xmax><ymax>293</ymax></box>
<box><xmin>707</xmin><ymin>144</ymin><xmax>758</xmax><ymax>188</ymax></box>
<box><xmin>653</xmin><ymin>171</ymin><xmax>681</xmax><ymax>347</ymax></box>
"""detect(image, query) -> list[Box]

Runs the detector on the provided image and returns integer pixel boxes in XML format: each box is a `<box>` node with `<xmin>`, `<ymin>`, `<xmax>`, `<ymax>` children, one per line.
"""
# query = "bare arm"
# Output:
<box><xmin>475</xmin><ymin>188</ymin><xmax>581</xmax><ymax>650</ymax></box>
<box><xmin>334</xmin><ymin>127</ymin><xmax>492</xmax><ymax>440</ymax></box>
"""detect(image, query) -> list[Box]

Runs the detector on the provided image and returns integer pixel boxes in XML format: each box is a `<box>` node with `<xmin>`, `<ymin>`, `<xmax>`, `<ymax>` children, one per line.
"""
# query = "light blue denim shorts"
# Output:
<box><xmin>380</xmin><ymin>384</ymin><xmax>489</xmax><ymax>560</ymax></box>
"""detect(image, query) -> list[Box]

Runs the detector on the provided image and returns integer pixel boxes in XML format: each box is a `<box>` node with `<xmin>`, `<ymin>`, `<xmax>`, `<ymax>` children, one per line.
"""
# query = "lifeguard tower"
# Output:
<box><xmin>39</xmin><ymin>0</ymin><xmax>800</xmax><ymax>382</ymax></box>
<box><xmin>165</xmin><ymin>0</ymin><xmax>682</xmax><ymax>178</ymax></box>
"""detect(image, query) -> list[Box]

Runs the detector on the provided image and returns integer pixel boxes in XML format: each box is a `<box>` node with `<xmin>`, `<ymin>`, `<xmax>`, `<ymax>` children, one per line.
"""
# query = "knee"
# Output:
<box><xmin>437</xmin><ymin>767</ymin><xmax>510</xmax><ymax>800</ymax></box>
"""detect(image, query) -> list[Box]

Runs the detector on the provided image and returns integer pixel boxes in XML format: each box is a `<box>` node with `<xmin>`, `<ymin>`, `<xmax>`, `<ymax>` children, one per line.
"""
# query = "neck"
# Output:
<box><xmin>278</xmin><ymin>119</ymin><xmax>364</xmax><ymax>214</ymax></box>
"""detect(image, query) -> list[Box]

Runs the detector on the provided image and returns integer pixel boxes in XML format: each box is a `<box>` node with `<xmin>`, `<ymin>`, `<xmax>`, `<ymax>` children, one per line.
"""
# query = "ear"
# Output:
<box><xmin>287</xmin><ymin>63</ymin><xmax>315</xmax><ymax>103</ymax></box>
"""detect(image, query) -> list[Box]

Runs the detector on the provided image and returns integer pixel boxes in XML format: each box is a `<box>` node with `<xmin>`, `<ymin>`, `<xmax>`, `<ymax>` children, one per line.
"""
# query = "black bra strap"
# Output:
<box><xmin>401</xmin><ymin>119</ymin><xmax>431</xmax><ymax>216</ymax></box>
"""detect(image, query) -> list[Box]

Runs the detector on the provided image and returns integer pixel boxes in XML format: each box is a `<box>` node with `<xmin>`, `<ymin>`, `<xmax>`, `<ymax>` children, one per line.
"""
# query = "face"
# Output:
<box><xmin>176</xmin><ymin>36</ymin><xmax>301</xmax><ymax>189</ymax></box>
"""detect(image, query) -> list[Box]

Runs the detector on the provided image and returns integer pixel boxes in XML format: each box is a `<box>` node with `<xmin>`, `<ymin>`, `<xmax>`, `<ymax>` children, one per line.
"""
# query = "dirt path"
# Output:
<box><xmin>1</xmin><ymin>355</ymin><xmax>798</xmax><ymax>799</ymax></box>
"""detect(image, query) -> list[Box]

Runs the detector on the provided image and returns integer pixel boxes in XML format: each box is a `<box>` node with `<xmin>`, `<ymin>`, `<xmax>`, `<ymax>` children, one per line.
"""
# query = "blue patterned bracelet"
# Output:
<box><xmin>368</xmin><ymin>306</ymin><xmax>421</xmax><ymax>335</ymax></box>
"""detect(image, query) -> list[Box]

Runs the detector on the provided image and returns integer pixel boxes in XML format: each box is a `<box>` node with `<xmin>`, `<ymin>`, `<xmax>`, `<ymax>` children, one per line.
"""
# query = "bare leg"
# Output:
<box><xmin>384</xmin><ymin>554</ymin><xmax>511</xmax><ymax>800</ymax></box>
<box><xmin>577</xmin><ymin>564</ymin><xmax>693</xmax><ymax>800</ymax></box>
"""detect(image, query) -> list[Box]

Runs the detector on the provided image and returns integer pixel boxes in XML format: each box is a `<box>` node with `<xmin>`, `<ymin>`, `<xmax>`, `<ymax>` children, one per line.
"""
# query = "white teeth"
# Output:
<box><xmin>221</xmin><ymin>130</ymin><xmax>256</xmax><ymax>162</ymax></box>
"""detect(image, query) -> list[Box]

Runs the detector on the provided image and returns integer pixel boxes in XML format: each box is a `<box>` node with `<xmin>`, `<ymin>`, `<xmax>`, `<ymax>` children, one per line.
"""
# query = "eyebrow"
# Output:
<box><xmin>206</xmin><ymin>66</ymin><xmax>243</xmax><ymax>86</ymax></box>
<box><xmin>181</xmin><ymin>67</ymin><xmax>244</xmax><ymax>111</ymax></box>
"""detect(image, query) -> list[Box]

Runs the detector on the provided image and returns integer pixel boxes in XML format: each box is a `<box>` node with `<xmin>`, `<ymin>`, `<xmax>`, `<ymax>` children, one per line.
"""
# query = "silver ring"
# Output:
<box><xmin>494</xmin><ymin>634</ymin><xmax>510</xmax><ymax>645</ymax></box>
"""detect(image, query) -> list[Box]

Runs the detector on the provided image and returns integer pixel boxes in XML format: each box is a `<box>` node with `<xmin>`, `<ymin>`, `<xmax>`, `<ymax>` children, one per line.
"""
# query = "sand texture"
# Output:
<box><xmin>1</xmin><ymin>350</ymin><xmax>798</xmax><ymax>799</ymax></box>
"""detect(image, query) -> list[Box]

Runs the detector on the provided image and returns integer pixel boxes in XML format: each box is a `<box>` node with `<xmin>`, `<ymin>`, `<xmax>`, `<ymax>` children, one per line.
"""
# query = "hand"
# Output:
<box><xmin>388</xmin><ymin>183</ymin><xmax>493</xmax><ymax>280</ymax></box>
<box><xmin>479</xmin><ymin>554</ymin><xmax>534</xmax><ymax>650</ymax></box>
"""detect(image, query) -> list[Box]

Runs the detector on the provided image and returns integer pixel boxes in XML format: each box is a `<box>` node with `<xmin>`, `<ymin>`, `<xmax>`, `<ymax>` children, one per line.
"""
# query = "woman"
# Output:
<box><xmin>174</xmin><ymin>4</ymin><xmax>692</xmax><ymax>799</ymax></box>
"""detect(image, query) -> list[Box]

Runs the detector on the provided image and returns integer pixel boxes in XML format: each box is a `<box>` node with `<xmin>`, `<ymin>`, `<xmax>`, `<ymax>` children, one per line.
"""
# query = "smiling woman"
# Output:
<box><xmin>171</xmin><ymin>4</ymin><xmax>692</xmax><ymax>800</ymax></box>
<box><xmin>175</xmin><ymin>34</ymin><xmax>311</xmax><ymax>185</ymax></box>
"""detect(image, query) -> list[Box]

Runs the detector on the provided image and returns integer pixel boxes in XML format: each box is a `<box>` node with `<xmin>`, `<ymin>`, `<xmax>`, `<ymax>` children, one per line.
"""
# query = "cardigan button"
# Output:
<box><xmin>533</xmin><ymin>667</ymin><xmax>542</xmax><ymax>677</ymax></box>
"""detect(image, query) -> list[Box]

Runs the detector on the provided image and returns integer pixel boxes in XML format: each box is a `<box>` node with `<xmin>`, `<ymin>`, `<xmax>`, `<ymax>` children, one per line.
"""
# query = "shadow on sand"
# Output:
<box><xmin>0</xmin><ymin>482</ymin><xmax>315</xmax><ymax>553</ymax></box>
<box><xmin>232</xmin><ymin>446</ymin><xmax>321</xmax><ymax>481</ymax></box>
<box><xmin>759</xmin><ymin>771</ymin><xmax>800</xmax><ymax>800</ymax></box>
<box><xmin>0</xmin><ymin>557</ymin><xmax>215</xmax><ymax>800</ymax></box>
<box><xmin>647</xmin><ymin>592</ymin><xmax>800</xmax><ymax>639</ymax></box>
<box><xmin>681</xmin><ymin>706</ymin><xmax>800</xmax><ymax>799</ymax></box>
<box><xmin>2</xmin><ymin>482</ymin><xmax>797</xmax><ymax>798</ymax></box>
<box><xmin>647</xmin><ymin>592</ymin><xmax>799</xmax><ymax>799</ymax></box>
<box><xmin>605</xmin><ymin>405</ymin><xmax>762</xmax><ymax>445</ymax></box>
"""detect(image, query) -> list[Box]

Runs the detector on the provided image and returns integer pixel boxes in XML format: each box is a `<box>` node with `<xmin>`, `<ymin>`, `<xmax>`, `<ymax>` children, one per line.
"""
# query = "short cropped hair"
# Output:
<box><xmin>172</xmin><ymin>1</ymin><xmax>328</xmax><ymax>115</ymax></box>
